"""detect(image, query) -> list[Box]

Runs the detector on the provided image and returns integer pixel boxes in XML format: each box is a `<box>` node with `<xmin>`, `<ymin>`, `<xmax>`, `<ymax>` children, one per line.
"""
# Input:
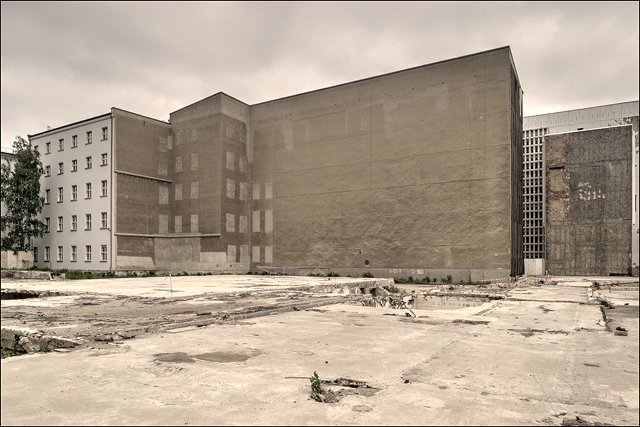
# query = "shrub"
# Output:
<box><xmin>362</xmin><ymin>272</ymin><xmax>374</xmax><ymax>278</ymax></box>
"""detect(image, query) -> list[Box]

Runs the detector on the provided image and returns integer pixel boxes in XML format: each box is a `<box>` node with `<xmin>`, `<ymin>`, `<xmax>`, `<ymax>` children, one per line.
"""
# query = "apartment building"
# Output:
<box><xmin>522</xmin><ymin>100</ymin><xmax>639</xmax><ymax>275</ymax></box>
<box><xmin>1</xmin><ymin>148</ymin><xmax>18</xmax><ymax>244</ymax></box>
<box><xmin>29</xmin><ymin>113</ymin><xmax>113</xmax><ymax>270</ymax></box>
<box><xmin>27</xmin><ymin>46</ymin><xmax>523</xmax><ymax>280</ymax></box>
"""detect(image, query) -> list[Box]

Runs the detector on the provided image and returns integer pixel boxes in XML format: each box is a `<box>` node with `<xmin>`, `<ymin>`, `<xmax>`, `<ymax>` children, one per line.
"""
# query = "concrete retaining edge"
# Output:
<box><xmin>1</xmin><ymin>270</ymin><xmax>55</xmax><ymax>280</ymax></box>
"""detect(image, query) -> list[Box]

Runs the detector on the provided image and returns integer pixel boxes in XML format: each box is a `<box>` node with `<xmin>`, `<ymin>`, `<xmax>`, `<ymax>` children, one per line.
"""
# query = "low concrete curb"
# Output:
<box><xmin>1</xmin><ymin>326</ymin><xmax>82</xmax><ymax>354</ymax></box>
<box><xmin>1</xmin><ymin>270</ymin><xmax>54</xmax><ymax>280</ymax></box>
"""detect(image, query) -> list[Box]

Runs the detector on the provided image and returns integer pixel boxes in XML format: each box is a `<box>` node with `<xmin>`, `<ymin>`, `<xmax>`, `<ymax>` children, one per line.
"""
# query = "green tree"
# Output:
<box><xmin>1</xmin><ymin>136</ymin><xmax>48</xmax><ymax>252</ymax></box>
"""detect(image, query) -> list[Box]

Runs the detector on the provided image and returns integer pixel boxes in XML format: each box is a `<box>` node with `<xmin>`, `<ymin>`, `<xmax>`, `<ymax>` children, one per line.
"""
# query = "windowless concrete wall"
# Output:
<box><xmin>250</xmin><ymin>46</ymin><xmax>523</xmax><ymax>280</ymax></box>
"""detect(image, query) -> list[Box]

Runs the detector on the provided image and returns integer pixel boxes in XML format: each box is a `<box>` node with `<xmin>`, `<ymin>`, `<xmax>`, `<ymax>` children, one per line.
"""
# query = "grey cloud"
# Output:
<box><xmin>2</xmin><ymin>2</ymin><xmax>638</xmax><ymax>148</ymax></box>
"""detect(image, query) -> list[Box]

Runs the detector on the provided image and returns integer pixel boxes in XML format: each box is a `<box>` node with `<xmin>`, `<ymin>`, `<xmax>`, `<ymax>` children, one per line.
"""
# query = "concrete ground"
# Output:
<box><xmin>1</xmin><ymin>276</ymin><xmax>638</xmax><ymax>426</ymax></box>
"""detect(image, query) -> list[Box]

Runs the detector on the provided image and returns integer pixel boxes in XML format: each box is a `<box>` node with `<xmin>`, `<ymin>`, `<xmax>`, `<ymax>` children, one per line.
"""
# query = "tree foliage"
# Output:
<box><xmin>1</xmin><ymin>136</ymin><xmax>47</xmax><ymax>252</ymax></box>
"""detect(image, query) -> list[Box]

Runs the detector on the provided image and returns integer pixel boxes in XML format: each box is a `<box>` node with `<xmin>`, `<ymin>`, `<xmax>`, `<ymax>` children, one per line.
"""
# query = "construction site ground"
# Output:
<box><xmin>1</xmin><ymin>275</ymin><xmax>638</xmax><ymax>426</ymax></box>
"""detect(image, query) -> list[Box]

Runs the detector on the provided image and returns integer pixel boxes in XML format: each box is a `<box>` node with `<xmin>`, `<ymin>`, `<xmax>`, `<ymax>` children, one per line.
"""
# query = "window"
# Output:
<box><xmin>33</xmin><ymin>247</ymin><xmax>38</xmax><ymax>263</ymax></box>
<box><xmin>85</xmin><ymin>245</ymin><xmax>91</xmax><ymax>262</ymax></box>
<box><xmin>101</xmin><ymin>180</ymin><xmax>108</xmax><ymax>197</ymax></box>
<box><xmin>57</xmin><ymin>246</ymin><xmax>63</xmax><ymax>262</ymax></box>
<box><xmin>46</xmin><ymin>142</ymin><xmax>51</xmax><ymax>154</ymax></box>
<box><xmin>101</xmin><ymin>153</ymin><xmax>108</xmax><ymax>166</ymax></box>
<box><xmin>57</xmin><ymin>216</ymin><xmax>63</xmax><ymax>231</ymax></box>
<box><xmin>44</xmin><ymin>246</ymin><xmax>50</xmax><ymax>262</ymax></box>
<box><xmin>59</xmin><ymin>138</ymin><xmax>64</xmax><ymax>151</ymax></box>
<box><xmin>86</xmin><ymin>131</ymin><xmax>92</xmax><ymax>144</ymax></box>
<box><xmin>102</xmin><ymin>127</ymin><xmax>108</xmax><ymax>140</ymax></box>
<box><xmin>101</xmin><ymin>245</ymin><xmax>107</xmax><ymax>262</ymax></box>
<box><xmin>72</xmin><ymin>135</ymin><xmax>78</xmax><ymax>148</ymax></box>
<box><xmin>57</xmin><ymin>187</ymin><xmax>63</xmax><ymax>202</ymax></box>
<box><xmin>72</xmin><ymin>185</ymin><xmax>77</xmax><ymax>201</ymax></box>
<box><xmin>45</xmin><ymin>218</ymin><xmax>50</xmax><ymax>232</ymax></box>
<box><xmin>71</xmin><ymin>215</ymin><xmax>77</xmax><ymax>231</ymax></box>
<box><xmin>72</xmin><ymin>159</ymin><xmax>77</xmax><ymax>172</ymax></box>
<box><xmin>45</xmin><ymin>165</ymin><xmax>51</xmax><ymax>177</ymax></box>
<box><xmin>71</xmin><ymin>246</ymin><xmax>77</xmax><ymax>262</ymax></box>
<box><xmin>45</xmin><ymin>189</ymin><xmax>50</xmax><ymax>204</ymax></box>
<box><xmin>86</xmin><ymin>183</ymin><xmax>92</xmax><ymax>199</ymax></box>
<box><xmin>101</xmin><ymin>212</ymin><xmax>108</xmax><ymax>228</ymax></box>
<box><xmin>86</xmin><ymin>214</ymin><xmax>92</xmax><ymax>230</ymax></box>
<box><xmin>58</xmin><ymin>162</ymin><xmax>64</xmax><ymax>175</ymax></box>
<box><xmin>86</xmin><ymin>156</ymin><xmax>92</xmax><ymax>169</ymax></box>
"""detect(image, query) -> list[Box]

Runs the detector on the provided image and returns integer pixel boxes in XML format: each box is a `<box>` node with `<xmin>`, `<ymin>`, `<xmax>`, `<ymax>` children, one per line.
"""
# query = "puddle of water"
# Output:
<box><xmin>154</xmin><ymin>351</ymin><xmax>251</xmax><ymax>363</ymax></box>
<box><xmin>192</xmin><ymin>352</ymin><xmax>251</xmax><ymax>363</ymax></box>
<box><xmin>410</xmin><ymin>295</ymin><xmax>489</xmax><ymax>310</ymax></box>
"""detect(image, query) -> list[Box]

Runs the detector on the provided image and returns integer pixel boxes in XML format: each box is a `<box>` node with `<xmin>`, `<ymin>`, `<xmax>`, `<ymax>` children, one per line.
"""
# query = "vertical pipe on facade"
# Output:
<box><xmin>109</xmin><ymin>113</ymin><xmax>113</xmax><ymax>273</ymax></box>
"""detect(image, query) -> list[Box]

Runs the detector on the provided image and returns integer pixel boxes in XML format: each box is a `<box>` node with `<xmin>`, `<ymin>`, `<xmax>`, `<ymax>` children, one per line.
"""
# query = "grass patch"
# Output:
<box><xmin>384</xmin><ymin>285</ymin><xmax>400</xmax><ymax>293</ymax></box>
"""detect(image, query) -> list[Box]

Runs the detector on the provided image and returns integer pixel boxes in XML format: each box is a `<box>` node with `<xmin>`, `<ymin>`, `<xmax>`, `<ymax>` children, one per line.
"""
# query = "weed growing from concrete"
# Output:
<box><xmin>327</xmin><ymin>272</ymin><xmax>340</xmax><ymax>277</ymax></box>
<box><xmin>362</xmin><ymin>272</ymin><xmax>374</xmax><ymax>278</ymax></box>
<box><xmin>384</xmin><ymin>285</ymin><xmax>400</xmax><ymax>293</ymax></box>
<box><xmin>310</xmin><ymin>371</ymin><xmax>325</xmax><ymax>394</ymax></box>
<box><xmin>307</xmin><ymin>273</ymin><xmax>324</xmax><ymax>277</ymax></box>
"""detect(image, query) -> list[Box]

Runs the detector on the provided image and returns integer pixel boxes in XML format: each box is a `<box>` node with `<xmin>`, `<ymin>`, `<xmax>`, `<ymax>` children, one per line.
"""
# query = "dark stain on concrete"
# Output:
<box><xmin>192</xmin><ymin>352</ymin><xmax>251</xmax><ymax>363</ymax></box>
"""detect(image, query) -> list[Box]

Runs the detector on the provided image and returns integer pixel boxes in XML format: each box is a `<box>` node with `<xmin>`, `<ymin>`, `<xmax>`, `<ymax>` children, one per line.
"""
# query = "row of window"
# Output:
<box><xmin>524</xmin><ymin>227</ymin><xmax>543</xmax><ymax>235</ymax></box>
<box><xmin>34</xmin><ymin>245</ymin><xmax>107</xmax><ymax>263</ymax></box>
<box><xmin>523</xmin><ymin>154</ymin><xmax>542</xmax><ymax>163</ymax></box>
<box><xmin>39</xmin><ymin>128</ymin><xmax>108</xmax><ymax>155</ymax></box>
<box><xmin>45</xmin><ymin>213</ymin><xmax>108</xmax><ymax>232</ymax></box>
<box><xmin>45</xmin><ymin>154</ymin><xmax>108</xmax><ymax>176</ymax></box>
<box><xmin>45</xmin><ymin>181</ymin><xmax>108</xmax><ymax>203</ymax></box>
<box><xmin>523</xmin><ymin>129</ymin><xmax>548</xmax><ymax>138</ymax></box>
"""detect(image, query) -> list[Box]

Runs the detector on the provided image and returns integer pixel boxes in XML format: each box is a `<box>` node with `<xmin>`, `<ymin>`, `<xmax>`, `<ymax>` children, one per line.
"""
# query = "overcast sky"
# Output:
<box><xmin>2</xmin><ymin>2</ymin><xmax>638</xmax><ymax>150</ymax></box>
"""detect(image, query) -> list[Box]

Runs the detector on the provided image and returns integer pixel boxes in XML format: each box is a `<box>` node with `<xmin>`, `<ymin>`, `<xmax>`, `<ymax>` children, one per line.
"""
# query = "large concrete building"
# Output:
<box><xmin>27</xmin><ymin>46</ymin><xmax>523</xmax><ymax>280</ymax></box>
<box><xmin>522</xmin><ymin>101</ymin><xmax>639</xmax><ymax>275</ymax></box>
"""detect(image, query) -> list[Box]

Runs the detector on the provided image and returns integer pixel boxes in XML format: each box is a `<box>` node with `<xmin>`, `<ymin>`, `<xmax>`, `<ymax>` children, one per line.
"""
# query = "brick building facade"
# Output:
<box><xmin>29</xmin><ymin>46</ymin><xmax>523</xmax><ymax>280</ymax></box>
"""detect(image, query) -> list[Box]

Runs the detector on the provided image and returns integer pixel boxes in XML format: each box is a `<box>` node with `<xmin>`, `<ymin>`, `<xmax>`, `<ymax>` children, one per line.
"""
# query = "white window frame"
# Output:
<box><xmin>57</xmin><ymin>246</ymin><xmax>63</xmax><ymax>262</ymax></box>
<box><xmin>102</xmin><ymin>127</ymin><xmax>108</xmax><ymax>140</ymax></box>
<box><xmin>71</xmin><ymin>246</ymin><xmax>77</xmax><ymax>262</ymax></box>
<box><xmin>72</xmin><ymin>185</ymin><xmax>77</xmax><ymax>201</ymax></box>
<box><xmin>72</xmin><ymin>159</ymin><xmax>78</xmax><ymax>172</ymax></box>
<box><xmin>33</xmin><ymin>247</ymin><xmax>38</xmax><ymax>263</ymax></box>
<box><xmin>45</xmin><ymin>166</ymin><xmax>51</xmax><ymax>177</ymax></box>
<box><xmin>85</xmin><ymin>245</ymin><xmax>91</xmax><ymax>262</ymax></box>
<box><xmin>101</xmin><ymin>245</ymin><xmax>108</xmax><ymax>262</ymax></box>
<box><xmin>59</xmin><ymin>138</ymin><xmax>64</xmax><ymax>151</ymax></box>
<box><xmin>72</xmin><ymin>135</ymin><xmax>78</xmax><ymax>148</ymax></box>
<box><xmin>101</xmin><ymin>212</ymin><xmax>108</xmax><ymax>229</ymax></box>
<box><xmin>57</xmin><ymin>187</ymin><xmax>63</xmax><ymax>202</ymax></box>
<box><xmin>86</xmin><ymin>156</ymin><xmax>92</xmax><ymax>169</ymax></box>
<box><xmin>101</xmin><ymin>153</ymin><xmax>108</xmax><ymax>166</ymax></box>
<box><xmin>71</xmin><ymin>215</ymin><xmax>77</xmax><ymax>231</ymax></box>
<box><xmin>86</xmin><ymin>183</ymin><xmax>92</xmax><ymax>199</ymax></box>
<box><xmin>57</xmin><ymin>216</ymin><xmax>63</xmax><ymax>232</ymax></box>
<box><xmin>46</xmin><ymin>142</ymin><xmax>51</xmax><ymax>154</ymax></box>
<box><xmin>101</xmin><ymin>180</ymin><xmax>108</xmax><ymax>197</ymax></box>
<box><xmin>45</xmin><ymin>218</ymin><xmax>50</xmax><ymax>232</ymax></box>
<box><xmin>86</xmin><ymin>214</ymin><xmax>92</xmax><ymax>230</ymax></box>
<box><xmin>58</xmin><ymin>162</ymin><xmax>64</xmax><ymax>174</ymax></box>
<box><xmin>44</xmin><ymin>246</ymin><xmax>50</xmax><ymax>262</ymax></box>
<box><xmin>45</xmin><ymin>189</ymin><xmax>50</xmax><ymax>204</ymax></box>
<box><xmin>86</xmin><ymin>131</ymin><xmax>92</xmax><ymax>144</ymax></box>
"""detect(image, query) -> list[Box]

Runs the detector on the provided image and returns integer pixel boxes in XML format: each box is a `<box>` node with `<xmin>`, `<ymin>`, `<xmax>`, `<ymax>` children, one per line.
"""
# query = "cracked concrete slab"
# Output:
<box><xmin>1</xmin><ymin>276</ymin><xmax>638</xmax><ymax>425</ymax></box>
